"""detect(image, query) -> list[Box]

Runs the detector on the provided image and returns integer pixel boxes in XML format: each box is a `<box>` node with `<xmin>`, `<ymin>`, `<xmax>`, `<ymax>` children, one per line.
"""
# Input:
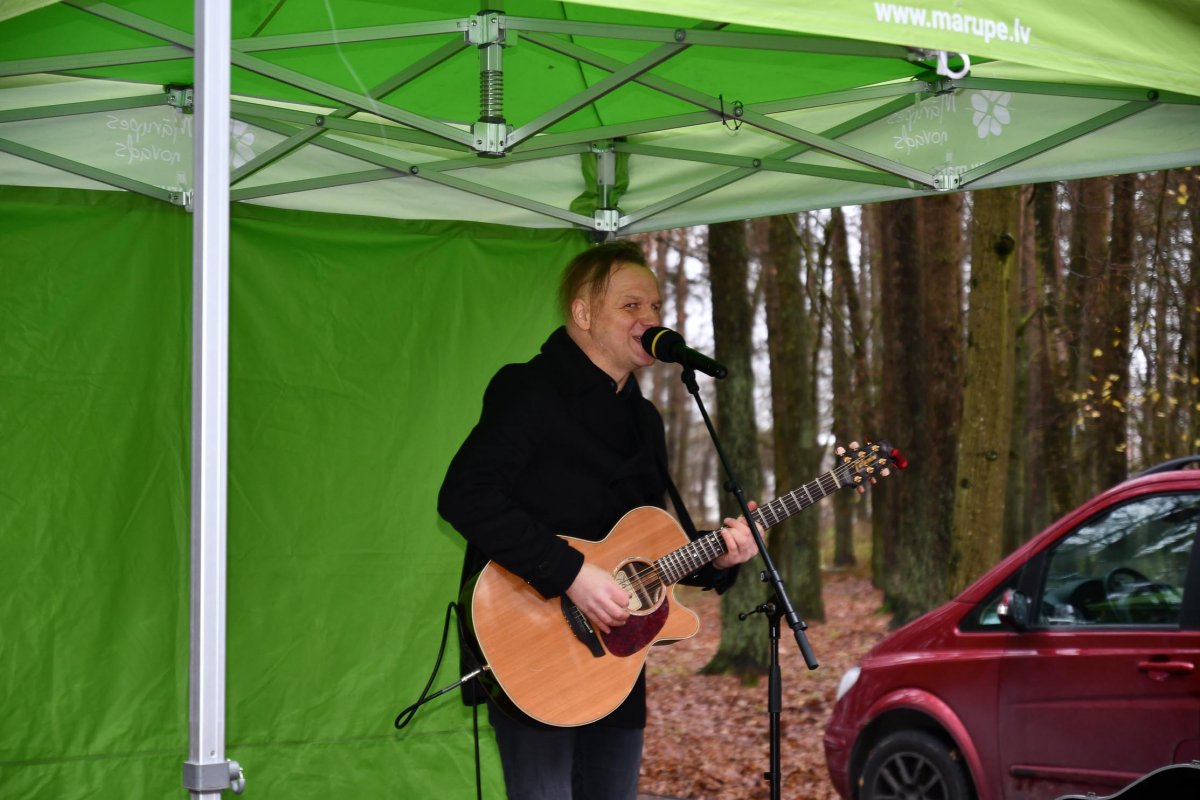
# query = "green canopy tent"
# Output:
<box><xmin>2</xmin><ymin>1</ymin><xmax>1198</xmax><ymax>232</ymax></box>
<box><xmin>0</xmin><ymin>1</ymin><xmax>1197</xmax><ymax>798</ymax></box>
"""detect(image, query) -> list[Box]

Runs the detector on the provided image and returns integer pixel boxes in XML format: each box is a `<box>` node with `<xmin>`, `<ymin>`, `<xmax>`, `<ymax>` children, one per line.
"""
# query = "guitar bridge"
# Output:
<box><xmin>560</xmin><ymin>597</ymin><xmax>605</xmax><ymax>658</ymax></box>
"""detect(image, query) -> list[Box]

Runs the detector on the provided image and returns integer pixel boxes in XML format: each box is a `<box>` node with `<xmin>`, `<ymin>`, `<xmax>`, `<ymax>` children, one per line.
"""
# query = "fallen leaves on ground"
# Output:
<box><xmin>640</xmin><ymin>571</ymin><xmax>892</xmax><ymax>800</ymax></box>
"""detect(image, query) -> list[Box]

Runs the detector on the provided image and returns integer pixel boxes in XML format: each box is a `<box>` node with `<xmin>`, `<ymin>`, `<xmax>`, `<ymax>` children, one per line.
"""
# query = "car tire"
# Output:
<box><xmin>859</xmin><ymin>730</ymin><xmax>972</xmax><ymax>800</ymax></box>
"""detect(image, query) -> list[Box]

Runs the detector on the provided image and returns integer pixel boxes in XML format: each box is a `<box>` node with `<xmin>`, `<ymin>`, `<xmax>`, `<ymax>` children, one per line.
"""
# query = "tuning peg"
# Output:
<box><xmin>856</xmin><ymin>485</ymin><xmax>865</xmax><ymax>494</ymax></box>
<box><xmin>835</xmin><ymin>446</ymin><xmax>845</xmax><ymax>456</ymax></box>
<box><xmin>849</xmin><ymin>441</ymin><xmax>859</xmax><ymax>450</ymax></box>
<box><xmin>881</xmin><ymin>468</ymin><xmax>890</xmax><ymax>477</ymax></box>
<box><xmin>869</xmin><ymin>477</ymin><xmax>877</xmax><ymax>485</ymax></box>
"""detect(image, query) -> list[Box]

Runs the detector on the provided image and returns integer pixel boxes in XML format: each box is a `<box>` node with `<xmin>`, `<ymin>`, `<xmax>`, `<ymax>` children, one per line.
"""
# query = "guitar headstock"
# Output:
<box><xmin>833</xmin><ymin>439</ymin><xmax>907</xmax><ymax>493</ymax></box>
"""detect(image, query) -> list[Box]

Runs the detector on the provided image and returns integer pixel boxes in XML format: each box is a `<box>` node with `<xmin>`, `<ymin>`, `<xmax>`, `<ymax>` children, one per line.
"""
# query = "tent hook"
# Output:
<box><xmin>936</xmin><ymin>51</ymin><xmax>971</xmax><ymax>80</ymax></box>
<box><xmin>718</xmin><ymin>94</ymin><xmax>743</xmax><ymax>132</ymax></box>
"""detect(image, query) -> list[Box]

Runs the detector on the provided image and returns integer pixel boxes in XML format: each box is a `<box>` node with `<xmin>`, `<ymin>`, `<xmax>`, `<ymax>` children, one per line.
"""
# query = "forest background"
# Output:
<box><xmin>628</xmin><ymin>167</ymin><xmax>1200</xmax><ymax>671</ymax></box>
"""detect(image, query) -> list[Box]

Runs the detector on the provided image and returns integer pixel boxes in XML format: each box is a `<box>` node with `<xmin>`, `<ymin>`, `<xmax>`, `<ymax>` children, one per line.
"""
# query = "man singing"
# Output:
<box><xmin>438</xmin><ymin>240</ymin><xmax>759</xmax><ymax>800</ymax></box>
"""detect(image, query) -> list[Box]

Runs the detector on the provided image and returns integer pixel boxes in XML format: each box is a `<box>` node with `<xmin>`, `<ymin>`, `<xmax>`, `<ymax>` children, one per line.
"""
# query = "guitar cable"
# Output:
<box><xmin>394</xmin><ymin>601</ymin><xmax>485</xmax><ymax>800</ymax></box>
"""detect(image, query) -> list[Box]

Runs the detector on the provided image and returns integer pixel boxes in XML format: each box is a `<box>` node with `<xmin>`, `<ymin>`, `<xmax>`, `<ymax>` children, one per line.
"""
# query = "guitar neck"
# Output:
<box><xmin>750</xmin><ymin>469</ymin><xmax>847</xmax><ymax>534</ymax></box>
<box><xmin>654</xmin><ymin>469</ymin><xmax>848</xmax><ymax>585</ymax></box>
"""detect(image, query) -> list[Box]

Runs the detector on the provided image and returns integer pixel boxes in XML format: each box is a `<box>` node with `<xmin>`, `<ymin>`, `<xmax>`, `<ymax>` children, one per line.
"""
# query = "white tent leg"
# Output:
<box><xmin>183</xmin><ymin>0</ymin><xmax>240</xmax><ymax>797</ymax></box>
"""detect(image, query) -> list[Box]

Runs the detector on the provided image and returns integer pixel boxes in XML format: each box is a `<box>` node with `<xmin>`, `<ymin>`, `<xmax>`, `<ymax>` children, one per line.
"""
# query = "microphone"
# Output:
<box><xmin>640</xmin><ymin>327</ymin><xmax>728</xmax><ymax>379</ymax></box>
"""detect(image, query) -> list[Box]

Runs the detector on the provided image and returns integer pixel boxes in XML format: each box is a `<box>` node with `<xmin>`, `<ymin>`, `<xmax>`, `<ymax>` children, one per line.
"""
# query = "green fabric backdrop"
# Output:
<box><xmin>0</xmin><ymin>186</ymin><xmax>587</xmax><ymax>797</ymax></box>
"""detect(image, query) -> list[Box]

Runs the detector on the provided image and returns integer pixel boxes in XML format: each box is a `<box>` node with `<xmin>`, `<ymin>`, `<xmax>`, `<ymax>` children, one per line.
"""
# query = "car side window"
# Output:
<box><xmin>1037</xmin><ymin>492</ymin><xmax>1199</xmax><ymax>627</ymax></box>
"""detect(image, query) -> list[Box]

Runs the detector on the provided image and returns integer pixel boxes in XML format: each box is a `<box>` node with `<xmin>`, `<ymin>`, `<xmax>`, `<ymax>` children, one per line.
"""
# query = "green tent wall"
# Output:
<box><xmin>0</xmin><ymin>185</ymin><xmax>584</xmax><ymax>797</ymax></box>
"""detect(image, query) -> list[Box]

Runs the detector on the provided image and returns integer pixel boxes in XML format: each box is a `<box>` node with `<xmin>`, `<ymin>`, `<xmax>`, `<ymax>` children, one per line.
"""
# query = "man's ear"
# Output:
<box><xmin>571</xmin><ymin>297</ymin><xmax>591</xmax><ymax>331</ymax></box>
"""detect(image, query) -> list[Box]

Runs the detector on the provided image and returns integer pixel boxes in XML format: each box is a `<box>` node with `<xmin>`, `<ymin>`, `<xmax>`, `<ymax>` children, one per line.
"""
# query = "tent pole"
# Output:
<box><xmin>0</xmin><ymin>45</ymin><xmax>187</xmax><ymax>77</ymax></box>
<box><xmin>619</xmin><ymin>94</ymin><xmax>920</xmax><ymax>229</ymax></box>
<box><xmin>614</xmin><ymin>141</ymin><xmax>912</xmax><ymax>188</ymax></box>
<box><xmin>230</xmin><ymin>38</ymin><xmax>468</xmax><ymax>185</ymax></box>
<box><xmin>430</xmin><ymin>143</ymin><xmax>591</xmax><ymax>172</ymax></box>
<box><xmin>0</xmin><ymin>92</ymin><xmax>166</xmax><ymax>123</ymax></box>
<box><xmin>66</xmin><ymin>1</ymin><xmax>474</xmax><ymax>149</ymax></box>
<box><xmin>521</xmin><ymin>31</ymin><xmax>937</xmax><ymax>188</ymax></box>
<box><xmin>229</xmin><ymin>168</ymin><xmax>401</xmax><ymax>201</ymax></box>
<box><xmin>504</xmin><ymin>36</ymin><xmax>699</xmax><ymax>148</ymax></box>
<box><xmin>958</xmin><ymin>100</ymin><xmax>1154</xmax><ymax>188</ymax></box>
<box><xmin>182</xmin><ymin>0</ymin><xmax>241</xmax><ymax>797</ymax></box>
<box><xmin>234</xmin><ymin>18</ymin><xmax>466</xmax><ymax>53</ymax></box>
<box><xmin>510</xmin><ymin>82</ymin><xmax>930</xmax><ymax>153</ymax></box>
<box><xmin>0</xmin><ymin>136</ymin><xmax>178</xmax><ymax>202</ymax></box>
<box><xmin>229</xmin><ymin>100</ymin><xmax>469</xmax><ymax>152</ymax></box>
<box><xmin>232</xmin><ymin>113</ymin><xmax>593</xmax><ymax>228</ymax></box>
<box><xmin>499</xmin><ymin>15</ymin><xmax>908</xmax><ymax>59</ymax></box>
<box><xmin>943</xmin><ymin>75</ymin><xmax>1197</xmax><ymax>105</ymax></box>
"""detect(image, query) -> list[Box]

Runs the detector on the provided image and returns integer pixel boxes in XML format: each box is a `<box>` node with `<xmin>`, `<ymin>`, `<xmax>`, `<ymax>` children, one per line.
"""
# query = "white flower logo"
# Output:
<box><xmin>971</xmin><ymin>91</ymin><xmax>1012</xmax><ymax>139</ymax></box>
<box><xmin>229</xmin><ymin>119</ymin><xmax>256</xmax><ymax>168</ymax></box>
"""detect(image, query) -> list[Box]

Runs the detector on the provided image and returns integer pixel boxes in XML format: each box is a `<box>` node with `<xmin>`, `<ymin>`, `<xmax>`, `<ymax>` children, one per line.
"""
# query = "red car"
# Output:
<box><xmin>824</xmin><ymin>461</ymin><xmax>1200</xmax><ymax>800</ymax></box>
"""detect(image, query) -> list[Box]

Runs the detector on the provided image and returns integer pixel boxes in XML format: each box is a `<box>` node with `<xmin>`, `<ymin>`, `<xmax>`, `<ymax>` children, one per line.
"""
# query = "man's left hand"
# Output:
<box><xmin>712</xmin><ymin>500</ymin><xmax>760</xmax><ymax>570</ymax></box>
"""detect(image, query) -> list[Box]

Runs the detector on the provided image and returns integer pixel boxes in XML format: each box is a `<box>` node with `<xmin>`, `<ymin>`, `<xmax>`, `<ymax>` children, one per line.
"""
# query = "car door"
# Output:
<box><xmin>997</xmin><ymin>489</ymin><xmax>1200</xmax><ymax>800</ymax></box>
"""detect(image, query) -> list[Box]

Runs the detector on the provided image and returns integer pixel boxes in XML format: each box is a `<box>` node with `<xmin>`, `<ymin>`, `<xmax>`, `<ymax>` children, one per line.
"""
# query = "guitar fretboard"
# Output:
<box><xmin>653</xmin><ymin>469</ymin><xmax>846</xmax><ymax>585</ymax></box>
<box><xmin>750</xmin><ymin>470</ymin><xmax>844</xmax><ymax>533</ymax></box>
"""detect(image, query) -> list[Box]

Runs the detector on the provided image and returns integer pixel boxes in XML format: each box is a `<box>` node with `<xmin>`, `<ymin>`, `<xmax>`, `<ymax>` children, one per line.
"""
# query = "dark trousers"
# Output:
<box><xmin>486</xmin><ymin>700</ymin><xmax>644</xmax><ymax>800</ymax></box>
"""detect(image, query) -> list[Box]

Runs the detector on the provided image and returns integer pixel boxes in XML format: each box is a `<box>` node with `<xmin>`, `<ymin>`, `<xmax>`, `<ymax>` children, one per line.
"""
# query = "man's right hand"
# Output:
<box><xmin>565</xmin><ymin>563</ymin><xmax>632</xmax><ymax>634</ymax></box>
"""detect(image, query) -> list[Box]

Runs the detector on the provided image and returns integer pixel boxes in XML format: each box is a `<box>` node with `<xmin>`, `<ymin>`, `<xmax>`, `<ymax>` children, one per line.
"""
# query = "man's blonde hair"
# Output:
<box><xmin>558</xmin><ymin>240</ymin><xmax>649</xmax><ymax>321</ymax></box>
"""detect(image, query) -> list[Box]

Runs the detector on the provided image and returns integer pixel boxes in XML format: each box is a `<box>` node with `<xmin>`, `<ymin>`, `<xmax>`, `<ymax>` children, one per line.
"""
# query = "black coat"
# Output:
<box><xmin>438</xmin><ymin>327</ymin><xmax>736</xmax><ymax>727</ymax></box>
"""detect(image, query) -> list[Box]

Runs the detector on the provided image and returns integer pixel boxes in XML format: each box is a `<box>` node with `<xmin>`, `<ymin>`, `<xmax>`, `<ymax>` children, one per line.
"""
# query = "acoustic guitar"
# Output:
<box><xmin>460</xmin><ymin>439</ymin><xmax>903</xmax><ymax>727</ymax></box>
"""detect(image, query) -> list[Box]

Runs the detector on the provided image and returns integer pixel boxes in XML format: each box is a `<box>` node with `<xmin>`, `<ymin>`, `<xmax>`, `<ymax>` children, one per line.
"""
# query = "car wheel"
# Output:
<box><xmin>860</xmin><ymin>730</ymin><xmax>971</xmax><ymax>800</ymax></box>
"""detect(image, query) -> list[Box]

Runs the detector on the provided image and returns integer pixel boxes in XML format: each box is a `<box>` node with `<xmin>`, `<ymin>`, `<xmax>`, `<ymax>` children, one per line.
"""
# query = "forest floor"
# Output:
<box><xmin>638</xmin><ymin>569</ymin><xmax>893</xmax><ymax>800</ymax></box>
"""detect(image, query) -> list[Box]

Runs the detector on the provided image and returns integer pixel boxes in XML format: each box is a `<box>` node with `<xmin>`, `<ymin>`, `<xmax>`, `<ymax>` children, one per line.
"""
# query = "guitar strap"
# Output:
<box><xmin>641</xmin><ymin>407</ymin><xmax>699</xmax><ymax>542</ymax></box>
<box><xmin>635</xmin><ymin>394</ymin><xmax>700</xmax><ymax>541</ymax></box>
<box><xmin>659</xmin><ymin>458</ymin><xmax>699</xmax><ymax>541</ymax></box>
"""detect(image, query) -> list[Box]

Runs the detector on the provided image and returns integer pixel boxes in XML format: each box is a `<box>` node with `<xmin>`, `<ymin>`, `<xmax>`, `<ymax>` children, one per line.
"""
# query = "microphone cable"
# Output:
<box><xmin>394</xmin><ymin>601</ymin><xmax>484</xmax><ymax>800</ymax></box>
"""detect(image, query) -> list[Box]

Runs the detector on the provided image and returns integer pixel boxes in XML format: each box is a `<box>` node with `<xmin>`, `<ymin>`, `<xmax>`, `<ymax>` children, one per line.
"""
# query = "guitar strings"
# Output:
<box><xmin>570</xmin><ymin>457</ymin><xmax>876</xmax><ymax>625</ymax></box>
<box><xmin>619</xmin><ymin>459</ymin><xmax>868</xmax><ymax>592</ymax></box>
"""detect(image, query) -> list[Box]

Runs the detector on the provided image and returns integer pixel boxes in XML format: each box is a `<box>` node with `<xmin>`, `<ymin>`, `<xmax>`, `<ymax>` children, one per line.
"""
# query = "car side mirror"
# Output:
<box><xmin>996</xmin><ymin>588</ymin><xmax>1030</xmax><ymax>630</ymax></box>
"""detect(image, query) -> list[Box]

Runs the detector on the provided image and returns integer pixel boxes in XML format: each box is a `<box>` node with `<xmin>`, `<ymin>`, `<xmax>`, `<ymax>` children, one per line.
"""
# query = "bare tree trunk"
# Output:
<box><xmin>844</xmin><ymin>210</ymin><xmax>874</xmax><ymax>534</ymax></box>
<box><xmin>1151</xmin><ymin>172</ymin><xmax>1172</xmax><ymax>462</ymax></box>
<box><xmin>863</xmin><ymin>203</ymin><xmax>889</xmax><ymax>590</ymax></box>
<box><xmin>667</xmin><ymin>230</ymin><xmax>691</xmax><ymax>492</ymax></box>
<box><xmin>950</xmin><ymin>187</ymin><xmax>1020</xmax><ymax>595</ymax></box>
<box><xmin>650</xmin><ymin>233</ymin><xmax>671</xmax><ymax>411</ymax></box>
<box><xmin>1076</xmin><ymin>177</ymin><xmax>1112</xmax><ymax>496</ymax></box>
<box><xmin>761</xmin><ymin>215</ymin><xmax>825</xmax><ymax>619</ymax></box>
<box><xmin>1005</xmin><ymin>188</ymin><xmax>1035</xmax><ymax>554</ymax></box>
<box><xmin>878</xmin><ymin>199</ymin><xmax>923</xmax><ymax>617</ymax></box>
<box><xmin>911</xmin><ymin>194</ymin><xmax>966</xmax><ymax>604</ymax></box>
<box><xmin>1023</xmin><ymin>187</ymin><xmax>1050</xmax><ymax>537</ymax></box>
<box><xmin>1190</xmin><ymin>173</ymin><xmax>1200</xmax><ymax>453</ymax></box>
<box><xmin>1093</xmin><ymin>174</ymin><xmax>1134</xmax><ymax>488</ymax></box>
<box><xmin>704</xmin><ymin>220</ymin><xmax>770</xmax><ymax>675</ymax></box>
<box><xmin>830</xmin><ymin>209</ymin><xmax>856</xmax><ymax>567</ymax></box>
<box><xmin>1035</xmin><ymin>183</ymin><xmax>1076</xmax><ymax>520</ymax></box>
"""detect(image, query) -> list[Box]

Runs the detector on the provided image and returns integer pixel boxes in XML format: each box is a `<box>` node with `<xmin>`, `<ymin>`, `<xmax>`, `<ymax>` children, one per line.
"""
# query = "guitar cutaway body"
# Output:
<box><xmin>469</xmin><ymin>506</ymin><xmax>701</xmax><ymax>727</ymax></box>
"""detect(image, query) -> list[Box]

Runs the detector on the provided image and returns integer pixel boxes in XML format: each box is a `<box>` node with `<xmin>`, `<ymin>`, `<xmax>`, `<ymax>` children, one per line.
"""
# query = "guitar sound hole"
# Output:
<box><xmin>614</xmin><ymin>560</ymin><xmax>662</xmax><ymax>613</ymax></box>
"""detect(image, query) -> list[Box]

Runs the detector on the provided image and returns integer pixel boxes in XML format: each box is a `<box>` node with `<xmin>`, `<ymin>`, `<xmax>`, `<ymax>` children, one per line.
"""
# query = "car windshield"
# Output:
<box><xmin>1038</xmin><ymin>492</ymin><xmax>1199</xmax><ymax>626</ymax></box>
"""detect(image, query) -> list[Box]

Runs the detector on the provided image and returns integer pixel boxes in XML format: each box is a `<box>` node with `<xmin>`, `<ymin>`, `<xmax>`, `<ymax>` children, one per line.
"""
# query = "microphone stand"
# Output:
<box><xmin>678</xmin><ymin>366</ymin><xmax>818</xmax><ymax>800</ymax></box>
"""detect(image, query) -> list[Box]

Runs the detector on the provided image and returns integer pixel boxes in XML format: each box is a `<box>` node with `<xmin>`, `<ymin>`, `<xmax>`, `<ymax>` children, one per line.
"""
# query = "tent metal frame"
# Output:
<box><xmin>0</xmin><ymin>2</ymin><xmax>1186</xmax><ymax>235</ymax></box>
